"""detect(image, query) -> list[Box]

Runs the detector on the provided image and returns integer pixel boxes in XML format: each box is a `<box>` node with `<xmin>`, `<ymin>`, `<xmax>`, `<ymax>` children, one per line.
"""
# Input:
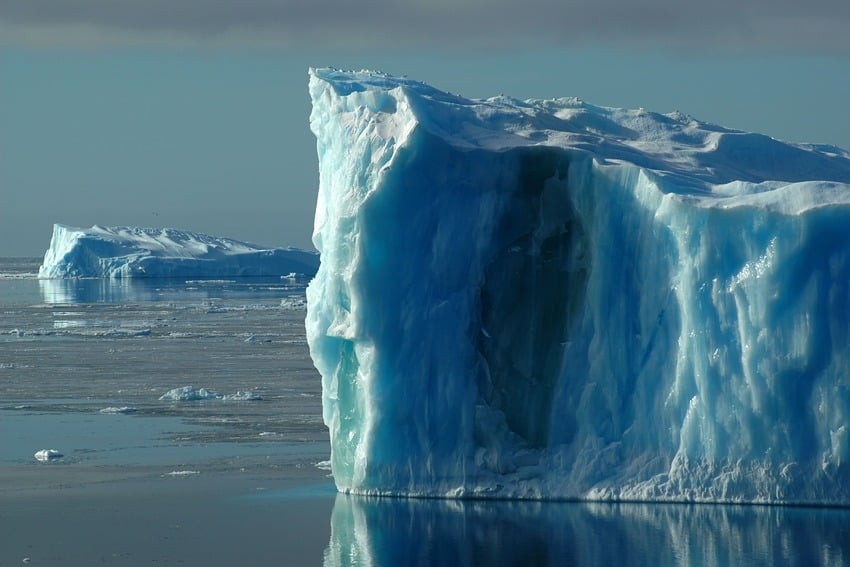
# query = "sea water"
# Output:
<box><xmin>2</xmin><ymin>257</ymin><xmax>850</xmax><ymax>565</ymax></box>
<box><xmin>0</xmin><ymin>258</ymin><xmax>328</xmax><ymax>468</ymax></box>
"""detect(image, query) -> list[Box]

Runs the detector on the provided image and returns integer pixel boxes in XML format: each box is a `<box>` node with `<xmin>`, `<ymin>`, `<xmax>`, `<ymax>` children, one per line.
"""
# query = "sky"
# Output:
<box><xmin>2</xmin><ymin>1</ymin><xmax>850</xmax><ymax>256</ymax></box>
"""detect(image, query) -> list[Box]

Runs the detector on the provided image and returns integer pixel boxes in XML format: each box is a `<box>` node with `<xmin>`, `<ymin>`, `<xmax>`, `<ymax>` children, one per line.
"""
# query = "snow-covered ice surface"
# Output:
<box><xmin>38</xmin><ymin>224</ymin><xmax>319</xmax><ymax>279</ymax></box>
<box><xmin>307</xmin><ymin>68</ymin><xmax>850</xmax><ymax>504</ymax></box>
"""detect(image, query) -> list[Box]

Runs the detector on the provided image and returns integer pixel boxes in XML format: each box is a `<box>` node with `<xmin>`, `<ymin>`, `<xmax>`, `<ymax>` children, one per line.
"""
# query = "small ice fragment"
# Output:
<box><xmin>280</xmin><ymin>297</ymin><xmax>307</xmax><ymax>310</ymax></box>
<box><xmin>164</xmin><ymin>470</ymin><xmax>200</xmax><ymax>477</ymax></box>
<box><xmin>258</xmin><ymin>431</ymin><xmax>278</xmax><ymax>437</ymax></box>
<box><xmin>99</xmin><ymin>406</ymin><xmax>137</xmax><ymax>414</ymax></box>
<box><xmin>34</xmin><ymin>449</ymin><xmax>63</xmax><ymax>462</ymax></box>
<box><xmin>315</xmin><ymin>460</ymin><xmax>332</xmax><ymax>471</ymax></box>
<box><xmin>221</xmin><ymin>390</ymin><xmax>263</xmax><ymax>401</ymax></box>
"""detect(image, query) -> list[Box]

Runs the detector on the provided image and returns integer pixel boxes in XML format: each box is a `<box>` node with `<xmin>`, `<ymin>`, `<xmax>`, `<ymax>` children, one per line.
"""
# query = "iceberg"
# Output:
<box><xmin>306</xmin><ymin>68</ymin><xmax>850</xmax><ymax>504</ymax></box>
<box><xmin>38</xmin><ymin>224</ymin><xmax>319</xmax><ymax>279</ymax></box>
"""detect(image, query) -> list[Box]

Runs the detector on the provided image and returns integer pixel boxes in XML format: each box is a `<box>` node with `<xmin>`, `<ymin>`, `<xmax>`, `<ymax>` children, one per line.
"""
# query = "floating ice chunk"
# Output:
<box><xmin>315</xmin><ymin>460</ymin><xmax>333</xmax><ymax>471</ymax></box>
<box><xmin>221</xmin><ymin>391</ymin><xmax>263</xmax><ymax>401</ymax></box>
<box><xmin>159</xmin><ymin>386</ymin><xmax>262</xmax><ymax>401</ymax></box>
<box><xmin>99</xmin><ymin>406</ymin><xmax>138</xmax><ymax>414</ymax></box>
<box><xmin>164</xmin><ymin>470</ymin><xmax>200</xmax><ymax>477</ymax></box>
<box><xmin>159</xmin><ymin>386</ymin><xmax>220</xmax><ymax>401</ymax></box>
<box><xmin>280</xmin><ymin>296</ymin><xmax>307</xmax><ymax>310</ymax></box>
<box><xmin>34</xmin><ymin>449</ymin><xmax>63</xmax><ymax>462</ymax></box>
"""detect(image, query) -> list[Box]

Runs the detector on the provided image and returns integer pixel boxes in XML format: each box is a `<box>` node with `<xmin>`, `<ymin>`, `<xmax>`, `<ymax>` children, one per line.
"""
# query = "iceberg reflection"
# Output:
<box><xmin>324</xmin><ymin>495</ymin><xmax>850</xmax><ymax>566</ymax></box>
<box><xmin>38</xmin><ymin>277</ymin><xmax>305</xmax><ymax>304</ymax></box>
<box><xmin>40</xmin><ymin>278</ymin><xmax>150</xmax><ymax>304</ymax></box>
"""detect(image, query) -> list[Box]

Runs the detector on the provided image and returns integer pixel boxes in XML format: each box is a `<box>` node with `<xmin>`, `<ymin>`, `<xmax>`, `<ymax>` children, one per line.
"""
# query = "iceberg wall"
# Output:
<box><xmin>306</xmin><ymin>68</ymin><xmax>850</xmax><ymax>503</ymax></box>
<box><xmin>39</xmin><ymin>224</ymin><xmax>319</xmax><ymax>279</ymax></box>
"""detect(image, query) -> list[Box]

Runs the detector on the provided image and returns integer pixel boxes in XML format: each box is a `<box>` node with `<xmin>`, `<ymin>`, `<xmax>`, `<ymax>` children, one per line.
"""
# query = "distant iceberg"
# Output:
<box><xmin>307</xmin><ymin>69</ymin><xmax>850</xmax><ymax>504</ymax></box>
<box><xmin>38</xmin><ymin>224</ymin><xmax>319</xmax><ymax>279</ymax></box>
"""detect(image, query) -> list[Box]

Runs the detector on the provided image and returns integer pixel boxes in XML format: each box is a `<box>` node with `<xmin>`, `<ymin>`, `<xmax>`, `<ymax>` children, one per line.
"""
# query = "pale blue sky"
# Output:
<box><xmin>2</xmin><ymin>2</ymin><xmax>850</xmax><ymax>256</ymax></box>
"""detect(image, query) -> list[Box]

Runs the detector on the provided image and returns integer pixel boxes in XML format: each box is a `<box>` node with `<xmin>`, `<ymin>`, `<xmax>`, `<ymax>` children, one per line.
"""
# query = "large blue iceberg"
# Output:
<box><xmin>306</xmin><ymin>68</ymin><xmax>850</xmax><ymax>504</ymax></box>
<box><xmin>39</xmin><ymin>224</ymin><xmax>319</xmax><ymax>279</ymax></box>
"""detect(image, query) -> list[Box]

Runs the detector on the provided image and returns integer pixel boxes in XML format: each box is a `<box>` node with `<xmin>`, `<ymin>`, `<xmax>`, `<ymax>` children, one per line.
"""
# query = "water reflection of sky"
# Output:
<box><xmin>324</xmin><ymin>494</ymin><xmax>850</xmax><ymax>566</ymax></box>
<box><xmin>38</xmin><ymin>277</ymin><xmax>307</xmax><ymax>304</ymax></box>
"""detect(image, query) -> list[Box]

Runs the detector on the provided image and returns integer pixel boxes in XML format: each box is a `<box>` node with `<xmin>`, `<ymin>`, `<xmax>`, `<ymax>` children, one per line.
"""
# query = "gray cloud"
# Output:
<box><xmin>1</xmin><ymin>0</ymin><xmax>849</xmax><ymax>52</ymax></box>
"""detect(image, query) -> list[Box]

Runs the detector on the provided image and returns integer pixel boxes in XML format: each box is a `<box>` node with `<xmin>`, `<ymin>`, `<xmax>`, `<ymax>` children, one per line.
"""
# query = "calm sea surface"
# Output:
<box><xmin>2</xmin><ymin>257</ymin><xmax>850</xmax><ymax>566</ymax></box>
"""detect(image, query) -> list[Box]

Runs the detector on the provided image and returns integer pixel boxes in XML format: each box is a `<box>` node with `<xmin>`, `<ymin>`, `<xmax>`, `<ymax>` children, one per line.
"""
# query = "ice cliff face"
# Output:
<box><xmin>39</xmin><ymin>224</ymin><xmax>319</xmax><ymax>279</ymax></box>
<box><xmin>306</xmin><ymin>68</ymin><xmax>850</xmax><ymax>504</ymax></box>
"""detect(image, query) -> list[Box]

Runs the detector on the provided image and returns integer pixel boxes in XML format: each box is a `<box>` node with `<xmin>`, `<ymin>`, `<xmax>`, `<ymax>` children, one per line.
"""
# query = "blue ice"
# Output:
<box><xmin>306</xmin><ymin>68</ymin><xmax>850</xmax><ymax>504</ymax></box>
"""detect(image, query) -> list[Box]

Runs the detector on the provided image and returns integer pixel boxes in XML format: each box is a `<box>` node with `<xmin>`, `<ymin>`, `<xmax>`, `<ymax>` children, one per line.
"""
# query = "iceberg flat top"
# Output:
<box><xmin>312</xmin><ymin>68</ymin><xmax>850</xmax><ymax>213</ymax></box>
<box><xmin>39</xmin><ymin>224</ymin><xmax>319</xmax><ymax>279</ymax></box>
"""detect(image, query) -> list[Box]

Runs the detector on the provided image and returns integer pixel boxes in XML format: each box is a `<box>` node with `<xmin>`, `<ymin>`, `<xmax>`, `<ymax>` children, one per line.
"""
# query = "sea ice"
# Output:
<box><xmin>307</xmin><ymin>68</ymin><xmax>850</xmax><ymax>504</ymax></box>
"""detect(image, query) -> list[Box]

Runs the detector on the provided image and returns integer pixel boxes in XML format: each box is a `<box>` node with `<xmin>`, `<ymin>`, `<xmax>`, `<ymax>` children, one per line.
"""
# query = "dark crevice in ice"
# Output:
<box><xmin>477</xmin><ymin>148</ymin><xmax>591</xmax><ymax>448</ymax></box>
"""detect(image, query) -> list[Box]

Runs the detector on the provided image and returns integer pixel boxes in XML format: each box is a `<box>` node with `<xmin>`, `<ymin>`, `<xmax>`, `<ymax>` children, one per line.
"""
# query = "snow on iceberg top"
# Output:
<box><xmin>39</xmin><ymin>224</ymin><xmax>319</xmax><ymax>279</ymax></box>
<box><xmin>309</xmin><ymin>68</ymin><xmax>850</xmax><ymax>213</ymax></box>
